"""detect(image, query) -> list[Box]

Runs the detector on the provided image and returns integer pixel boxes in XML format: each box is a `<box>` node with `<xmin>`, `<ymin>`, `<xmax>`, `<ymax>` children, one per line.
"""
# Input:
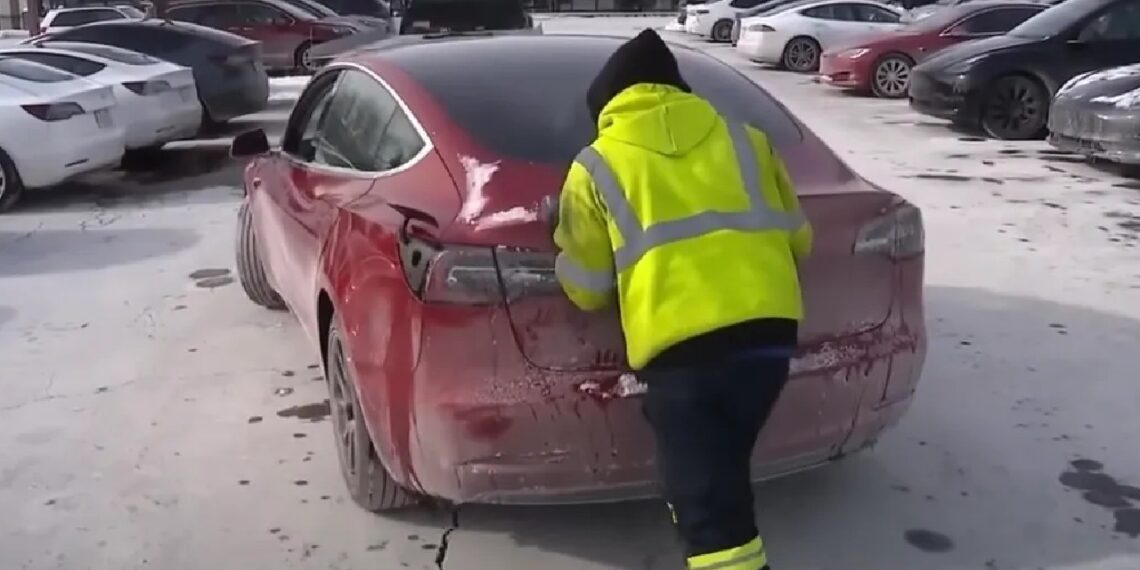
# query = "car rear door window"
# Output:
<box><xmin>1079</xmin><ymin>1</ymin><xmax>1140</xmax><ymax>41</ymax></box>
<box><xmin>729</xmin><ymin>0</ymin><xmax>764</xmax><ymax>8</ymax></box>
<box><xmin>854</xmin><ymin>3</ymin><xmax>899</xmax><ymax>22</ymax></box>
<box><xmin>0</xmin><ymin>58</ymin><xmax>74</xmax><ymax>82</ymax></box>
<box><xmin>801</xmin><ymin>3</ymin><xmax>834</xmax><ymax>17</ymax></box>
<box><xmin>239</xmin><ymin>2</ymin><xmax>293</xmax><ymax>24</ymax></box>
<box><xmin>957</xmin><ymin>6</ymin><xmax>1042</xmax><ymax>34</ymax></box>
<box><xmin>1</xmin><ymin>52</ymin><xmax>106</xmax><ymax>76</ymax></box>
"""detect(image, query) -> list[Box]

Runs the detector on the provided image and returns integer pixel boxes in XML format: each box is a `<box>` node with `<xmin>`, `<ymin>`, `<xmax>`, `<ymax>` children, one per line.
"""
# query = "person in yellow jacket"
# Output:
<box><xmin>547</xmin><ymin>30</ymin><xmax>812</xmax><ymax>570</ymax></box>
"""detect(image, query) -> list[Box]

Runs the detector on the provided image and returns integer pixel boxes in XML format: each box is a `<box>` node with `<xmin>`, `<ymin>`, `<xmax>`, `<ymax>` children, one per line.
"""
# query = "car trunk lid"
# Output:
<box><xmin>439</xmin><ymin>143</ymin><xmax>900</xmax><ymax>372</ymax></box>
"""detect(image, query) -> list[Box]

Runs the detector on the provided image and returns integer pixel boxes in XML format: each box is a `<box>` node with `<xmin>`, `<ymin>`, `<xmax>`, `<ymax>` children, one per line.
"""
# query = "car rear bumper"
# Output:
<box><xmin>908</xmin><ymin>70</ymin><xmax>979</xmax><ymax>124</ymax></box>
<box><xmin>199</xmin><ymin>69</ymin><xmax>269</xmax><ymax>123</ymax></box>
<box><xmin>121</xmin><ymin>88</ymin><xmax>203</xmax><ymax>149</ymax></box>
<box><xmin>383</xmin><ymin>259</ymin><xmax>926</xmax><ymax>505</ymax></box>
<box><xmin>18</xmin><ymin>122</ymin><xmax>125</xmax><ymax>189</ymax></box>
<box><xmin>819</xmin><ymin>53</ymin><xmax>872</xmax><ymax>90</ymax></box>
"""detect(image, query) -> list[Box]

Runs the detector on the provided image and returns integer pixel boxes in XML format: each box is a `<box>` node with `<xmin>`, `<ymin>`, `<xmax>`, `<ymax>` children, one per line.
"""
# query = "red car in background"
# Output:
<box><xmin>819</xmin><ymin>1</ymin><xmax>1047</xmax><ymax>97</ymax></box>
<box><xmin>230</xmin><ymin>34</ymin><xmax>927</xmax><ymax>510</ymax></box>
<box><xmin>167</xmin><ymin>0</ymin><xmax>366</xmax><ymax>72</ymax></box>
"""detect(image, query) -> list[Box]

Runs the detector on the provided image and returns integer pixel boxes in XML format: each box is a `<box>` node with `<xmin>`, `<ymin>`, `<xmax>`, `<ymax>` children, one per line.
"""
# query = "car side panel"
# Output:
<box><xmin>318</xmin><ymin>148</ymin><xmax>461</xmax><ymax>491</ymax></box>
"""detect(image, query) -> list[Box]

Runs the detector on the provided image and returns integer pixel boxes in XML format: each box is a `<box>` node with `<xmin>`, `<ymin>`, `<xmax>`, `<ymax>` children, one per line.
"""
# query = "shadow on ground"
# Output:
<box><xmin>436</xmin><ymin>286</ymin><xmax>1140</xmax><ymax>570</ymax></box>
<box><xmin>0</xmin><ymin>305</ymin><xmax>13</xmax><ymax>330</ymax></box>
<box><xmin>0</xmin><ymin>228</ymin><xmax>199</xmax><ymax>276</ymax></box>
<box><xmin>15</xmin><ymin>147</ymin><xmax>245</xmax><ymax>213</ymax></box>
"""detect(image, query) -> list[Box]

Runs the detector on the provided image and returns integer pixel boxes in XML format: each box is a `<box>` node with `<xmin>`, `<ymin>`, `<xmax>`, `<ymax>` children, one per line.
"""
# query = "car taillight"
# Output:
<box><xmin>853</xmin><ymin>202</ymin><xmax>924</xmax><ymax>259</ymax></box>
<box><xmin>400</xmin><ymin>238</ymin><xmax>560</xmax><ymax>305</ymax></box>
<box><xmin>122</xmin><ymin>79</ymin><xmax>171</xmax><ymax>95</ymax></box>
<box><xmin>21</xmin><ymin>102</ymin><xmax>84</xmax><ymax>121</ymax></box>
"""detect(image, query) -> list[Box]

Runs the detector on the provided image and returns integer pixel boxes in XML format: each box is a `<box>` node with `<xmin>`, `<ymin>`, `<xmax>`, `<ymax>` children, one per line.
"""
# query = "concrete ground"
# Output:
<box><xmin>2</xmin><ymin>16</ymin><xmax>1139</xmax><ymax>570</ymax></box>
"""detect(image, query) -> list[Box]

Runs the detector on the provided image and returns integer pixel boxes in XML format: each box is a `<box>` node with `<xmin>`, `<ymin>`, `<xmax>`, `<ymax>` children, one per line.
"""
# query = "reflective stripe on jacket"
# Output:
<box><xmin>553</xmin><ymin>83</ymin><xmax>812</xmax><ymax>370</ymax></box>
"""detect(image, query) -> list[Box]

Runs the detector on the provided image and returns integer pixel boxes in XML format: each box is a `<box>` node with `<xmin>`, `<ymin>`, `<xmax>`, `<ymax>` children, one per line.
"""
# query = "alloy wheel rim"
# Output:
<box><xmin>789</xmin><ymin>40</ymin><xmax>816</xmax><ymax>70</ymax></box>
<box><xmin>987</xmin><ymin>79</ymin><xmax>1041</xmax><ymax>137</ymax></box>
<box><xmin>301</xmin><ymin>47</ymin><xmax>315</xmax><ymax>71</ymax></box>
<box><xmin>714</xmin><ymin>23</ymin><xmax>730</xmax><ymax>41</ymax></box>
<box><xmin>875</xmin><ymin>59</ymin><xmax>910</xmax><ymax>96</ymax></box>
<box><xmin>329</xmin><ymin>338</ymin><xmax>358</xmax><ymax>479</ymax></box>
<box><xmin>0</xmin><ymin>165</ymin><xmax>6</xmax><ymax>200</ymax></box>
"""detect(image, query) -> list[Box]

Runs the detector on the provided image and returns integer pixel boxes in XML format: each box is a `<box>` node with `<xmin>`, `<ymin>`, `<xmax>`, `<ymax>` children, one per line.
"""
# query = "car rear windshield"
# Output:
<box><xmin>0</xmin><ymin>57</ymin><xmax>74</xmax><ymax>82</ymax></box>
<box><xmin>47</xmin><ymin>42</ymin><xmax>161</xmax><ymax>65</ymax></box>
<box><xmin>399</xmin><ymin>0</ymin><xmax>529</xmax><ymax>33</ymax></box>
<box><xmin>388</xmin><ymin>36</ymin><xmax>802</xmax><ymax>163</ymax></box>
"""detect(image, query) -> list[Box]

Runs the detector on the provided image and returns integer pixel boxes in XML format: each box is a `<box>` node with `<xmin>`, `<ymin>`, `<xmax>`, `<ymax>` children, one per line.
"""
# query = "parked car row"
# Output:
<box><xmin>678</xmin><ymin>0</ymin><xmax>1140</xmax><ymax>160</ymax></box>
<box><xmin>0</xmin><ymin>19</ymin><xmax>274</xmax><ymax>213</ymax></box>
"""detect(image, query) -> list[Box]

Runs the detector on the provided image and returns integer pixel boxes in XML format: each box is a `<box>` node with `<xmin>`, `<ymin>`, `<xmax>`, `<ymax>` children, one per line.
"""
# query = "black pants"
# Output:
<box><xmin>640</xmin><ymin>354</ymin><xmax>790</xmax><ymax>564</ymax></box>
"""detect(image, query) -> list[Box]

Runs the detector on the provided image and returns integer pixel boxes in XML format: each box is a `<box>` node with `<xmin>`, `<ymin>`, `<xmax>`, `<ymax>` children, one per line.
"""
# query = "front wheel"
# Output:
<box><xmin>326</xmin><ymin>322</ymin><xmax>422</xmax><ymax>512</ymax></box>
<box><xmin>295</xmin><ymin>41</ymin><xmax>318</xmax><ymax>73</ymax></box>
<box><xmin>782</xmin><ymin>37</ymin><xmax>820</xmax><ymax>72</ymax></box>
<box><xmin>870</xmin><ymin>54</ymin><xmax>913</xmax><ymax>99</ymax></box>
<box><xmin>235</xmin><ymin>200</ymin><xmax>287</xmax><ymax>310</ymax></box>
<box><xmin>0</xmin><ymin>148</ymin><xmax>25</xmax><ymax>214</ymax></box>
<box><xmin>980</xmin><ymin>75</ymin><xmax>1049</xmax><ymax>140</ymax></box>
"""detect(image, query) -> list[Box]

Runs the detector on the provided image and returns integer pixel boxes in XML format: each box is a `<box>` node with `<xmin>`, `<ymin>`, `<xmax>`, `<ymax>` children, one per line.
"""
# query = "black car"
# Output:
<box><xmin>1048</xmin><ymin>63</ymin><xmax>1140</xmax><ymax>162</ymax></box>
<box><xmin>908</xmin><ymin>0</ymin><xmax>1140</xmax><ymax>139</ymax></box>
<box><xmin>26</xmin><ymin>20</ymin><xmax>269</xmax><ymax>127</ymax></box>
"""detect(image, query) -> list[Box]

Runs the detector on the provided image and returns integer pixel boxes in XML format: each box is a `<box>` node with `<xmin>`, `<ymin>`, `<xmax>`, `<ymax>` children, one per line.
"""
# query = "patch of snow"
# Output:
<box><xmin>456</xmin><ymin>155</ymin><xmax>501</xmax><ymax>222</ymax></box>
<box><xmin>1090</xmin><ymin>89</ymin><xmax>1140</xmax><ymax>109</ymax></box>
<box><xmin>269</xmin><ymin>76</ymin><xmax>312</xmax><ymax>90</ymax></box>
<box><xmin>473</xmin><ymin>206</ymin><xmax>539</xmax><ymax>230</ymax></box>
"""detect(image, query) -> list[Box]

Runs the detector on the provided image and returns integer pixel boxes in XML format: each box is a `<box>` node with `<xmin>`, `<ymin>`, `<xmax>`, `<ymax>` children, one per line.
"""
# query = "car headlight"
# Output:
<box><xmin>839</xmin><ymin>48</ymin><xmax>870</xmax><ymax>59</ymax></box>
<box><xmin>943</xmin><ymin>55</ymin><xmax>984</xmax><ymax>75</ymax></box>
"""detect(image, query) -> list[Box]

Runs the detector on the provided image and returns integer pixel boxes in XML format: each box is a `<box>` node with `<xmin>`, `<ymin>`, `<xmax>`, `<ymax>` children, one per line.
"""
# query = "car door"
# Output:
<box><xmin>1058</xmin><ymin>0</ymin><xmax>1140</xmax><ymax>82</ymax></box>
<box><xmin>236</xmin><ymin>2</ymin><xmax>301</xmax><ymax>68</ymax></box>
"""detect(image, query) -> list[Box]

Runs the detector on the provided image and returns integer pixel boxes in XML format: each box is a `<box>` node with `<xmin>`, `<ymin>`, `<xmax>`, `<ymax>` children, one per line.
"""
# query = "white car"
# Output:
<box><xmin>40</xmin><ymin>6</ymin><xmax>145</xmax><ymax>33</ymax></box>
<box><xmin>0</xmin><ymin>58</ymin><xmax>124</xmax><ymax>212</ymax></box>
<box><xmin>736</xmin><ymin>0</ymin><xmax>904</xmax><ymax>71</ymax></box>
<box><xmin>685</xmin><ymin>0</ymin><xmax>771</xmax><ymax>42</ymax></box>
<box><xmin>0</xmin><ymin>43</ymin><xmax>200</xmax><ymax>150</ymax></box>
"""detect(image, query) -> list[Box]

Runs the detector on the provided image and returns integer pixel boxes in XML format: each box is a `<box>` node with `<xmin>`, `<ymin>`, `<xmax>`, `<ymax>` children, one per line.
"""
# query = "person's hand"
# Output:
<box><xmin>540</xmin><ymin>195</ymin><xmax>559</xmax><ymax>236</ymax></box>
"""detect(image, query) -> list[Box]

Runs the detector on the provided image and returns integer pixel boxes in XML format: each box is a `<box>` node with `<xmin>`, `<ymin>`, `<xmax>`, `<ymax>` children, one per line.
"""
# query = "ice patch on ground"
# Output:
<box><xmin>456</xmin><ymin>155</ymin><xmax>501</xmax><ymax>222</ymax></box>
<box><xmin>474</xmin><ymin>207</ymin><xmax>539</xmax><ymax>230</ymax></box>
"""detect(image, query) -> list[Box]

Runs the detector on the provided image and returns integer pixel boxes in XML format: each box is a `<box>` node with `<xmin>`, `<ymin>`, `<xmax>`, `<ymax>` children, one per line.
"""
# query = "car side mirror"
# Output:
<box><xmin>231</xmin><ymin>128</ymin><xmax>270</xmax><ymax>158</ymax></box>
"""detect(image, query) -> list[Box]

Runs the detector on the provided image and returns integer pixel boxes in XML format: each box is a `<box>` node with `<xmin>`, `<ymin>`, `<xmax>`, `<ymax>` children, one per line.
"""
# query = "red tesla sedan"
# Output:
<box><xmin>230</xmin><ymin>33</ymin><xmax>927</xmax><ymax>510</ymax></box>
<box><xmin>818</xmin><ymin>1</ymin><xmax>1046</xmax><ymax>98</ymax></box>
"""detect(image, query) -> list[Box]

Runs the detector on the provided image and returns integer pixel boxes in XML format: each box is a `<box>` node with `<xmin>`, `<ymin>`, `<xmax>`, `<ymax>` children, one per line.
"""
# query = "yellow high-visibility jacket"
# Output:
<box><xmin>553</xmin><ymin>83</ymin><xmax>812</xmax><ymax>370</ymax></box>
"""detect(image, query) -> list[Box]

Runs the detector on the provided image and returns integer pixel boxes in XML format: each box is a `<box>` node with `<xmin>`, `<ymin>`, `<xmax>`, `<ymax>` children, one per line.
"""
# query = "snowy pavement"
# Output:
<box><xmin>1</xmin><ymin>17</ymin><xmax>1139</xmax><ymax>570</ymax></box>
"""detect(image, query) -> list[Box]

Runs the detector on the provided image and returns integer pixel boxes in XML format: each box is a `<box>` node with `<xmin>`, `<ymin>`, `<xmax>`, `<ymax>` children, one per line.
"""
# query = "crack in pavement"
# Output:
<box><xmin>435</xmin><ymin>507</ymin><xmax>460</xmax><ymax>569</ymax></box>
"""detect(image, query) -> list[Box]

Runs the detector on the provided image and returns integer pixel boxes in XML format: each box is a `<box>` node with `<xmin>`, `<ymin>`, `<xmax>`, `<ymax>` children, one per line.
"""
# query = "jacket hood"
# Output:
<box><xmin>586</xmin><ymin>29</ymin><xmax>692</xmax><ymax>123</ymax></box>
<box><xmin>596</xmin><ymin>84</ymin><xmax>717</xmax><ymax>157</ymax></box>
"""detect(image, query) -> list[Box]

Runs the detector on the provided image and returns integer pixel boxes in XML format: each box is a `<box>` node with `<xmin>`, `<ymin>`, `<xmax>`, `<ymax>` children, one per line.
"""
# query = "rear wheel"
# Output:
<box><xmin>711</xmin><ymin>19</ymin><xmax>733</xmax><ymax>42</ymax></box>
<box><xmin>326</xmin><ymin>322</ymin><xmax>421</xmax><ymax>512</ymax></box>
<box><xmin>0</xmin><ymin>148</ymin><xmax>25</xmax><ymax>214</ymax></box>
<box><xmin>235</xmin><ymin>200</ymin><xmax>286</xmax><ymax>310</ymax></box>
<box><xmin>782</xmin><ymin>37</ymin><xmax>820</xmax><ymax>72</ymax></box>
<box><xmin>870</xmin><ymin>54</ymin><xmax>912</xmax><ymax>99</ymax></box>
<box><xmin>980</xmin><ymin>75</ymin><xmax>1049</xmax><ymax>140</ymax></box>
<box><xmin>295</xmin><ymin>41</ymin><xmax>318</xmax><ymax>73</ymax></box>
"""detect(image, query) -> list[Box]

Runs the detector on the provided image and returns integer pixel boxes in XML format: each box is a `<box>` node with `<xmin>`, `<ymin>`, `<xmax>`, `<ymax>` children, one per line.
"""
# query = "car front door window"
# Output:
<box><xmin>1079</xmin><ymin>2</ymin><xmax>1140</xmax><ymax>41</ymax></box>
<box><xmin>854</xmin><ymin>4</ymin><xmax>899</xmax><ymax>23</ymax></box>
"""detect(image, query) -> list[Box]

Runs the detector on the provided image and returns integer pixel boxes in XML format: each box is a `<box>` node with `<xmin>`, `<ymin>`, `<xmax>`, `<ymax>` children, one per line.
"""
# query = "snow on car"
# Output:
<box><xmin>229</xmin><ymin>34</ymin><xmax>926</xmax><ymax>509</ymax></box>
<box><xmin>0</xmin><ymin>44</ymin><xmax>201</xmax><ymax>151</ymax></box>
<box><xmin>736</xmin><ymin>0</ymin><xmax>904</xmax><ymax>71</ymax></box>
<box><xmin>0</xmin><ymin>58</ymin><xmax>124</xmax><ymax>213</ymax></box>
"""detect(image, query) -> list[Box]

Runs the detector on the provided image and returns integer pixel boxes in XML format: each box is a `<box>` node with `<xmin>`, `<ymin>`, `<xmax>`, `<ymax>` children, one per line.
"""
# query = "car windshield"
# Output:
<box><xmin>0</xmin><ymin>56</ymin><xmax>75</xmax><ymax>82</ymax></box>
<box><xmin>1009</xmin><ymin>0</ymin><xmax>1091</xmax><ymax>36</ymax></box>
<box><xmin>388</xmin><ymin>36</ymin><xmax>802</xmax><ymax>164</ymax></box>
<box><xmin>47</xmin><ymin>42</ymin><xmax>160</xmax><ymax>64</ymax></box>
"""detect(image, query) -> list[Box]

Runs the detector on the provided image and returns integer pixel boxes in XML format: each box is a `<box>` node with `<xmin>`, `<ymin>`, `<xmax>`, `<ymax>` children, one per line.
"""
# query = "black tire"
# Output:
<box><xmin>121</xmin><ymin>144</ymin><xmax>165</xmax><ymax>168</ymax></box>
<box><xmin>235</xmin><ymin>200</ymin><xmax>287</xmax><ymax>310</ymax></box>
<box><xmin>781</xmin><ymin>36</ymin><xmax>820</xmax><ymax>72</ymax></box>
<box><xmin>295</xmin><ymin>41</ymin><xmax>317</xmax><ymax>74</ymax></box>
<box><xmin>326</xmin><ymin>322</ymin><xmax>421</xmax><ymax>512</ymax></box>
<box><xmin>980</xmin><ymin>75</ymin><xmax>1049</xmax><ymax>141</ymax></box>
<box><xmin>0</xmin><ymin>148</ymin><xmax>26</xmax><ymax>214</ymax></box>
<box><xmin>870</xmin><ymin>54</ymin><xmax>913</xmax><ymax>99</ymax></box>
<box><xmin>711</xmin><ymin>19</ymin><xmax>733</xmax><ymax>43</ymax></box>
